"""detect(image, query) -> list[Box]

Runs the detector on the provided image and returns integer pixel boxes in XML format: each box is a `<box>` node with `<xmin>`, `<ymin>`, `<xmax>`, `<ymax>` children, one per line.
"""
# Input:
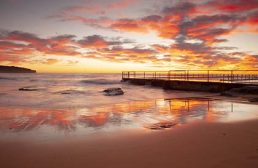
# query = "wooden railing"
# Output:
<box><xmin>122</xmin><ymin>70</ymin><xmax>258</xmax><ymax>84</ymax></box>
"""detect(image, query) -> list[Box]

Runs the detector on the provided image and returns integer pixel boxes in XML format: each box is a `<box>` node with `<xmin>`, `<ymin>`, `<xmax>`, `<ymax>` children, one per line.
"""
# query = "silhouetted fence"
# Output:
<box><xmin>122</xmin><ymin>70</ymin><xmax>258</xmax><ymax>84</ymax></box>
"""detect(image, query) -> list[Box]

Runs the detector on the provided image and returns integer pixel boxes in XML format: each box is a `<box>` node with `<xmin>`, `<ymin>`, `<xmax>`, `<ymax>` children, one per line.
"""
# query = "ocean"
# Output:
<box><xmin>0</xmin><ymin>73</ymin><xmax>258</xmax><ymax>140</ymax></box>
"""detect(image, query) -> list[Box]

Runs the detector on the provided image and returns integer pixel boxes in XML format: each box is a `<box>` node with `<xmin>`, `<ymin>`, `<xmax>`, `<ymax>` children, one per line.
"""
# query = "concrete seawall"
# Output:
<box><xmin>122</xmin><ymin>78</ymin><xmax>251</xmax><ymax>92</ymax></box>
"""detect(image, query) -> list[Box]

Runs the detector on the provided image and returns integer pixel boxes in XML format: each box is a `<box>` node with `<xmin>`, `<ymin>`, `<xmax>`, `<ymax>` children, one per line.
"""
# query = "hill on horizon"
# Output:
<box><xmin>0</xmin><ymin>65</ymin><xmax>36</xmax><ymax>73</ymax></box>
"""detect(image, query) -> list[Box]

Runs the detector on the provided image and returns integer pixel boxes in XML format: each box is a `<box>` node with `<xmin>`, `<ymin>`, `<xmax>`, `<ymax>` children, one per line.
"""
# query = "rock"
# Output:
<box><xmin>248</xmin><ymin>97</ymin><xmax>258</xmax><ymax>102</ymax></box>
<box><xmin>230</xmin><ymin>86</ymin><xmax>258</xmax><ymax>94</ymax></box>
<box><xmin>59</xmin><ymin>90</ymin><xmax>84</xmax><ymax>95</ymax></box>
<box><xmin>220</xmin><ymin>91</ymin><xmax>235</xmax><ymax>97</ymax></box>
<box><xmin>221</xmin><ymin>86</ymin><xmax>258</xmax><ymax>97</ymax></box>
<box><xmin>18</xmin><ymin>86</ymin><xmax>43</xmax><ymax>91</ymax></box>
<box><xmin>61</xmin><ymin>91</ymin><xmax>71</xmax><ymax>94</ymax></box>
<box><xmin>145</xmin><ymin>121</ymin><xmax>177</xmax><ymax>130</ymax></box>
<box><xmin>103</xmin><ymin>87</ymin><xmax>124</xmax><ymax>96</ymax></box>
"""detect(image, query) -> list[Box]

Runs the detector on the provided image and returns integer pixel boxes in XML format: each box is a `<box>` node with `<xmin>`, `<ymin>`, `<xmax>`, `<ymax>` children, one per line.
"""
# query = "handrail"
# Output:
<box><xmin>122</xmin><ymin>70</ymin><xmax>258</xmax><ymax>84</ymax></box>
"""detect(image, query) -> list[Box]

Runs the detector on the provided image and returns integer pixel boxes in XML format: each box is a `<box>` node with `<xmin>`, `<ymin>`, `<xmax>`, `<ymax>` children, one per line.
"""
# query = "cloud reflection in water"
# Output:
<box><xmin>0</xmin><ymin>98</ymin><xmax>257</xmax><ymax>134</ymax></box>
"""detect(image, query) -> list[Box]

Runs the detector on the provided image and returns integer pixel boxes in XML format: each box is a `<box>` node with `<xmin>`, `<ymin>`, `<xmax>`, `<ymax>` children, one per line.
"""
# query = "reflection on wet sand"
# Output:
<box><xmin>0</xmin><ymin>98</ymin><xmax>257</xmax><ymax>134</ymax></box>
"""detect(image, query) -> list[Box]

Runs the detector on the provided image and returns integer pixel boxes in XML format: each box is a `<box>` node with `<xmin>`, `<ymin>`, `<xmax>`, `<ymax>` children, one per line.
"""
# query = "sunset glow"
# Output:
<box><xmin>0</xmin><ymin>0</ymin><xmax>257</xmax><ymax>72</ymax></box>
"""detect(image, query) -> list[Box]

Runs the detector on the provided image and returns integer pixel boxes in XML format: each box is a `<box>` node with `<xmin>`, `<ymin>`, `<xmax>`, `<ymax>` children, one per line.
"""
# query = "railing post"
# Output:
<box><xmin>128</xmin><ymin>72</ymin><xmax>130</xmax><ymax>78</ymax></box>
<box><xmin>207</xmin><ymin>70</ymin><xmax>210</xmax><ymax>82</ymax></box>
<box><xmin>187</xmin><ymin>70</ymin><xmax>189</xmax><ymax>81</ymax></box>
<box><xmin>231</xmin><ymin>70</ymin><xmax>233</xmax><ymax>83</ymax></box>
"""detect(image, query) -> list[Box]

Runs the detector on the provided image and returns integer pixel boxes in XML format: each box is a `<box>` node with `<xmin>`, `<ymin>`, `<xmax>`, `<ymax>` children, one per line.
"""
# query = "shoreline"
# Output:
<box><xmin>0</xmin><ymin>120</ymin><xmax>258</xmax><ymax>168</ymax></box>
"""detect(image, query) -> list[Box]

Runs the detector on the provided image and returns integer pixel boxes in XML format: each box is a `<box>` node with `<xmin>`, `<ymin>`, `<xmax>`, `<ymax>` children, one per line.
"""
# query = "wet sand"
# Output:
<box><xmin>1</xmin><ymin>120</ymin><xmax>258</xmax><ymax>168</ymax></box>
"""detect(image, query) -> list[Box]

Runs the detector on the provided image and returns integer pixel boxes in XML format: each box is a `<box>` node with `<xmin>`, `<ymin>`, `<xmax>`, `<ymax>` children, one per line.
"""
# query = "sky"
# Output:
<box><xmin>0</xmin><ymin>0</ymin><xmax>257</xmax><ymax>73</ymax></box>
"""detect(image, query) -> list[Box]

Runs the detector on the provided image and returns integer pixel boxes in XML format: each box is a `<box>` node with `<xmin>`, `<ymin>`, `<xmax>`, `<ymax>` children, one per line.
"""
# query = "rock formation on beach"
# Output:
<box><xmin>103</xmin><ymin>88</ymin><xmax>124</xmax><ymax>96</ymax></box>
<box><xmin>144</xmin><ymin>121</ymin><xmax>177</xmax><ymax>130</ymax></box>
<box><xmin>0</xmin><ymin>65</ymin><xmax>36</xmax><ymax>73</ymax></box>
<box><xmin>221</xmin><ymin>86</ymin><xmax>258</xmax><ymax>96</ymax></box>
<box><xmin>18</xmin><ymin>86</ymin><xmax>45</xmax><ymax>91</ymax></box>
<box><xmin>220</xmin><ymin>86</ymin><xmax>258</xmax><ymax>102</ymax></box>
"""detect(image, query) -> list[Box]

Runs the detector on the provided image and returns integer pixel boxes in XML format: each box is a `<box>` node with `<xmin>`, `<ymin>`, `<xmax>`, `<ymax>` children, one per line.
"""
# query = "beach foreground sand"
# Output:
<box><xmin>0</xmin><ymin>120</ymin><xmax>258</xmax><ymax>168</ymax></box>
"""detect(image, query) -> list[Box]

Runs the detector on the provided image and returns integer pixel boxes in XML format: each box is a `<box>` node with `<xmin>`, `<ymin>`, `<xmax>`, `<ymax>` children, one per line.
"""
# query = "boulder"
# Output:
<box><xmin>229</xmin><ymin>86</ymin><xmax>258</xmax><ymax>94</ymax></box>
<box><xmin>18</xmin><ymin>86</ymin><xmax>44</xmax><ymax>91</ymax></box>
<box><xmin>103</xmin><ymin>87</ymin><xmax>124</xmax><ymax>96</ymax></box>
<box><xmin>145</xmin><ymin>121</ymin><xmax>177</xmax><ymax>130</ymax></box>
<box><xmin>221</xmin><ymin>86</ymin><xmax>258</xmax><ymax>97</ymax></box>
<box><xmin>220</xmin><ymin>91</ymin><xmax>236</xmax><ymax>97</ymax></box>
<box><xmin>248</xmin><ymin>97</ymin><xmax>258</xmax><ymax>102</ymax></box>
<box><xmin>59</xmin><ymin>90</ymin><xmax>84</xmax><ymax>95</ymax></box>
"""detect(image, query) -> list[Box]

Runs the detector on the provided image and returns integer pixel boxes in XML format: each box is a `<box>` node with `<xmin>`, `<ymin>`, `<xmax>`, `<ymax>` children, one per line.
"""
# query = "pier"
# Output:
<box><xmin>122</xmin><ymin>70</ymin><xmax>258</xmax><ymax>92</ymax></box>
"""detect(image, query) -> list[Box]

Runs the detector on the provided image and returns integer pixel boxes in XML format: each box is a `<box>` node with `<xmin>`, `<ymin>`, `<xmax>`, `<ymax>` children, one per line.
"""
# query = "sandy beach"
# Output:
<box><xmin>1</xmin><ymin>120</ymin><xmax>258</xmax><ymax>168</ymax></box>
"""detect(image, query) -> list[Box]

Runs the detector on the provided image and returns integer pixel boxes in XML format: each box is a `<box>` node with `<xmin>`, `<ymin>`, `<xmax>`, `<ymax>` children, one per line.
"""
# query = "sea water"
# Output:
<box><xmin>0</xmin><ymin>73</ymin><xmax>258</xmax><ymax>140</ymax></box>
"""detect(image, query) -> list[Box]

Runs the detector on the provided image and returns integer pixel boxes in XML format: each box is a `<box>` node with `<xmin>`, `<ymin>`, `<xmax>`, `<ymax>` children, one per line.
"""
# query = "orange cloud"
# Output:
<box><xmin>79</xmin><ymin>35</ymin><xmax>110</xmax><ymax>49</ymax></box>
<box><xmin>108</xmin><ymin>0</ymin><xmax>138</xmax><ymax>10</ymax></box>
<box><xmin>209</xmin><ymin>0</ymin><xmax>258</xmax><ymax>12</ymax></box>
<box><xmin>111</xmin><ymin>19</ymin><xmax>148</xmax><ymax>33</ymax></box>
<box><xmin>45</xmin><ymin>59</ymin><xmax>59</xmax><ymax>65</ymax></box>
<box><xmin>2</xmin><ymin>0</ymin><xmax>258</xmax><ymax>70</ymax></box>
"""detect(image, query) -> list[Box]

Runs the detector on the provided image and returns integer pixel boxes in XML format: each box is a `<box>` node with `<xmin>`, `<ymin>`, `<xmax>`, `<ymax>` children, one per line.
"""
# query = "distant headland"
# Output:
<box><xmin>0</xmin><ymin>65</ymin><xmax>36</xmax><ymax>73</ymax></box>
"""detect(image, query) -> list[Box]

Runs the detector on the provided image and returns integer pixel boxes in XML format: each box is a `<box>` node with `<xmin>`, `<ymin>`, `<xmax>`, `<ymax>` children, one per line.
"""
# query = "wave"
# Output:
<box><xmin>55</xmin><ymin>89</ymin><xmax>86</xmax><ymax>95</ymax></box>
<box><xmin>81</xmin><ymin>79</ymin><xmax>121</xmax><ymax>85</ymax></box>
<box><xmin>0</xmin><ymin>76</ymin><xmax>17</xmax><ymax>80</ymax></box>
